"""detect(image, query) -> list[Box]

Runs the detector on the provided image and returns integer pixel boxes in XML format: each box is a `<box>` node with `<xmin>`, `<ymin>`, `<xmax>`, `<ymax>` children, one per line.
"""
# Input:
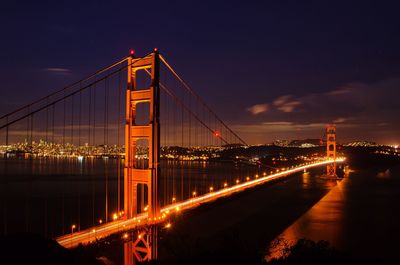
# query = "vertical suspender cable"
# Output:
<box><xmin>117</xmin><ymin>70</ymin><xmax>121</xmax><ymax>213</ymax></box>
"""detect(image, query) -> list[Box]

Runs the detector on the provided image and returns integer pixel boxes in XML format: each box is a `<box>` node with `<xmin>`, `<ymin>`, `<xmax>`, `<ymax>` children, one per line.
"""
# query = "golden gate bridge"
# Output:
<box><xmin>0</xmin><ymin>49</ymin><xmax>342</xmax><ymax>263</ymax></box>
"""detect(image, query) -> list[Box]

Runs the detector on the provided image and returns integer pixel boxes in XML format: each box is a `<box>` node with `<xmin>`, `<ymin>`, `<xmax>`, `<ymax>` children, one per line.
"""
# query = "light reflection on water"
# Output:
<box><xmin>266</xmin><ymin>165</ymin><xmax>400</xmax><ymax>262</ymax></box>
<box><xmin>266</xmin><ymin>176</ymin><xmax>347</xmax><ymax>261</ymax></box>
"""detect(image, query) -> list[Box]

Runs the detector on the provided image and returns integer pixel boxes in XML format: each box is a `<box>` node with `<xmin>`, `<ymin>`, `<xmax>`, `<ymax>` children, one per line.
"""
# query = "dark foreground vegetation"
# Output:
<box><xmin>0</xmin><ymin>233</ymin><xmax>390</xmax><ymax>265</ymax></box>
<box><xmin>0</xmin><ymin>233</ymin><xmax>101</xmax><ymax>265</ymax></box>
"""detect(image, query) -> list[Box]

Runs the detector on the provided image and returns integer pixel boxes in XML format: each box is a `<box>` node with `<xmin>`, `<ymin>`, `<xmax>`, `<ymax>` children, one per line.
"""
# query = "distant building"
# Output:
<box><xmin>344</xmin><ymin>141</ymin><xmax>377</xmax><ymax>147</ymax></box>
<box><xmin>289</xmin><ymin>139</ymin><xmax>322</xmax><ymax>147</ymax></box>
<box><xmin>273</xmin><ymin>140</ymin><xmax>289</xmax><ymax>147</ymax></box>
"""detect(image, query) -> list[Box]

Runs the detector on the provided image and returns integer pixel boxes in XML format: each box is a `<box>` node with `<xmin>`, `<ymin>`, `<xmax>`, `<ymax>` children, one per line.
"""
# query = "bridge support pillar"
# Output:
<box><xmin>124</xmin><ymin>51</ymin><xmax>160</xmax><ymax>262</ymax></box>
<box><xmin>326</xmin><ymin>124</ymin><xmax>337</xmax><ymax>177</ymax></box>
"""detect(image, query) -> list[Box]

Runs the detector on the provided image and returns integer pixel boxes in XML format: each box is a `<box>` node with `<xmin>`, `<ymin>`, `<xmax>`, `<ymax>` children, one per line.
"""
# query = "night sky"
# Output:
<box><xmin>1</xmin><ymin>1</ymin><xmax>399</xmax><ymax>144</ymax></box>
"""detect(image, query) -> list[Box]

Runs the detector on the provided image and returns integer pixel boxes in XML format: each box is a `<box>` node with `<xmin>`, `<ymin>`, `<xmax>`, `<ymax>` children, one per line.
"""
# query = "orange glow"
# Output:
<box><xmin>165</xmin><ymin>223</ymin><xmax>171</xmax><ymax>229</ymax></box>
<box><xmin>56</xmin><ymin>159</ymin><xmax>345</xmax><ymax>248</ymax></box>
<box><xmin>236</xmin><ymin>179</ymin><xmax>240</xmax><ymax>184</ymax></box>
<box><xmin>99</xmin><ymin>219</ymin><xmax>103</xmax><ymax>224</ymax></box>
<box><xmin>224</xmin><ymin>182</ymin><xmax>228</xmax><ymax>187</ymax></box>
<box><xmin>209</xmin><ymin>186</ymin><xmax>214</xmax><ymax>192</ymax></box>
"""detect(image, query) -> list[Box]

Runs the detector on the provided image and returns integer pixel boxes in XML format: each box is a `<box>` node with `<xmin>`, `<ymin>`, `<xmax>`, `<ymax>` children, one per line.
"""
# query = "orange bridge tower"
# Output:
<box><xmin>326</xmin><ymin>124</ymin><xmax>337</xmax><ymax>177</ymax></box>
<box><xmin>124</xmin><ymin>50</ymin><xmax>160</xmax><ymax>263</ymax></box>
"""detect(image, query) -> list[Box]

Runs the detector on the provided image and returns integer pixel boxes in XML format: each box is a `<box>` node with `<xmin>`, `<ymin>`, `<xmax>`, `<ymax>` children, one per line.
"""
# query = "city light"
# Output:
<box><xmin>165</xmin><ymin>223</ymin><xmax>171</xmax><ymax>229</ymax></box>
<box><xmin>209</xmin><ymin>186</ymin><xmax>214</xmax><ymax>192</ymax></box>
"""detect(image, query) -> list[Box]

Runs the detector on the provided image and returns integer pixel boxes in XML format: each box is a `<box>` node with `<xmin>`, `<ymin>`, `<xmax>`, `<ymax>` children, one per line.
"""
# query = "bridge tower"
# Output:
<box><xmin>326</xmin><ymin>124</ymin><xmax>337</xmax><ymax>176</ymax></box>
<box><xmin>124</xmin><ymin>50</ymin><xmax>160</xmax><ymax>262</ymax></box>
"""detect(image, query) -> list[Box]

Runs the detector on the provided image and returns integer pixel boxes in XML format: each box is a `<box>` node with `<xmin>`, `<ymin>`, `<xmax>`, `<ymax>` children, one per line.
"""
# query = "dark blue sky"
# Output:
<box><xmin>1</xmin><ymin>1</ymin><xmax>399</xmax><ymax>144</ymax></box>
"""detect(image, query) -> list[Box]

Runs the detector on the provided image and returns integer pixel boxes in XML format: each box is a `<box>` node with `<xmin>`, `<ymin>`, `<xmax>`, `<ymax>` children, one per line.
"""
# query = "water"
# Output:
<box><xmin>267</xmin><ymin>164</ymin><xmax>400</xmax><ymax>263</ymax></box>
<box><xmin>0</xmin><ymin>156</ymin><xmax>261</xmax><ymax>237</ymax></box>
<box><xmin>2</xmin><ymin>156</ymin><xmax>399</xmax><ymax>264</ymax></box>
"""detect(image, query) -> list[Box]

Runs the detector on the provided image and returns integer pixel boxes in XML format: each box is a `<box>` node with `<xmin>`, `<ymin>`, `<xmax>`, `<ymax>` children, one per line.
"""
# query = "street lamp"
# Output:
<box><xmin>113</xmin><ymin>213</ymin><xmax>118</xmax><ymax>221</ymax></box>
<box><xmin>71</xmin><ymin>224</ymin><xmax>76</xmax><ymax>247</ymax></box>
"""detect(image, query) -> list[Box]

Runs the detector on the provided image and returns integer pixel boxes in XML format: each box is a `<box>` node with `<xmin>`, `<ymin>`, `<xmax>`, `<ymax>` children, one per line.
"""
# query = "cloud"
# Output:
<box><xmin>272</xmin><ymin>95</ymin><xmax>301</xmax><ymax>113</ymax></box>
<box><xmin>247</xmin><ymin>103</ymin><xmax>269</xmax><ymax>115</ymax></box>
<box><xmin>44</xmin><ymin>68</ymin><xmax>71</xmax><ymax>74</ymax></box>
<box><xmin>240</xmin><ymin>78</ymin><xmax>400</xmax><ymax>144</ymax></box>
<box><xmin>333</xmin><ymin>117</ymin><xmax>347</xmax><ymax>123</ymax></box>
<box><xmin>327</xmin><ymin>86</ymin><xmax>353</xmax><ymax>96</ymax></box>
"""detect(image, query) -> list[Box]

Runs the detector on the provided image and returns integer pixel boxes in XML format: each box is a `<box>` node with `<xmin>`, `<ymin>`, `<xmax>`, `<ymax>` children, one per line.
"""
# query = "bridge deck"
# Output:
<box><xmin>56</xmin><ymin>159</ymin><xmax>344</xmax><ymax>248</ymax></box>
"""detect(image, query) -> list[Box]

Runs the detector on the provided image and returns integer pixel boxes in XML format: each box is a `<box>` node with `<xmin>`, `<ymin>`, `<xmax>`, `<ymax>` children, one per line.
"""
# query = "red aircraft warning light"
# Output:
<box><xmin>213</xmin><ymin>131</ymin><xmax>220</xmax><ymax>137</ymax></box>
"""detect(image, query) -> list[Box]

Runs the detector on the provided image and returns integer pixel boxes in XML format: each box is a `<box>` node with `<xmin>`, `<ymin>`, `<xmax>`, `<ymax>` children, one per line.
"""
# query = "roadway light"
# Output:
<box><xmin>123</xmin><ymin>233</ymin><xmax>129</xmax><ymax>239</ymax></box>
<box><xmin>224</xmin><ymin>182</ymin><xmax>228</xmax><ymax>188</ymax></box>
<box><xmin>209</xmin><ymin>186</ymin><xmax>214</xmax><ymax>192</ymax></box>
<box><xmin>236</xmin><ymin>179</ymin><xmax>240</xmax><ymax>184</ymax></box>
<box><xmin>99</xmin><ymin>219</ymin><xmax>103</xmax><ymax>224</ymax></box>
<box><xmin>113</xmin><ymin>213</ymin><xmax>118</xmax><ymax>220</ymax></box>
<box><xmin>192</xmin><ymin>191</ymin><xmax>197</xmax><ymax>197</ymax></box>
<box><xmin>165</xmin><ymin>223</ymin><xmax>171</xmax><ymax>229</ymax></box>
<box><xmin>246</xmin><ymin>177</ymin><xmax>250</xmax><ymax>181</ymax></box>
<box><xmin>70</xmin><ymin>224</ymin><xmax>76</xmax><ymax>248</ymax></box>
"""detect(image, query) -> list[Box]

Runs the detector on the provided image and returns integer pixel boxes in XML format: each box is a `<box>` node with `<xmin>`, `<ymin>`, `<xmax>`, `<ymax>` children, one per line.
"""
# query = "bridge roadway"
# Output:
<box><xmin>56</xmin><ymin>158</ymin><xmax>345</xmax><ymax>248</ymax></box>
